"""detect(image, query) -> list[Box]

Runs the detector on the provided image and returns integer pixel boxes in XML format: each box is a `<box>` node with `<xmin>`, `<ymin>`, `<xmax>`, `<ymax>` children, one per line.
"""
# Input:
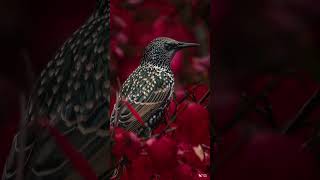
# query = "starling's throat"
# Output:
<box><xmin>140</xmin><ymin>49</ymin><xmax>174</xmax><ymax>69</ymax></box>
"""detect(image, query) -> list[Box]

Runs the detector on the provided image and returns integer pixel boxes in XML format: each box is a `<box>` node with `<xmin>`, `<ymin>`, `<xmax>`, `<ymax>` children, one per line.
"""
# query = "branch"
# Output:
<box><xmin>282</xmin><ymin>88</ymin><xmax>320</xmax><ymax>134</ymax></box>
<box><xmin>255</xmin><ymin>94</ymin><xmax>276</xmax><ymax>129</ymax></box>
<box><xmin>300</xmin><ymin>112</ymin><xmax>320</xmax><ymax>150</ymax></box>
<box><xmin>218</xmin><ymin>79</ymin><xmax>277</xmax><ymax>135</ymax></box>
<box><xmin>198</xmin><ymin>90</ymin><xmax>210</xmax><ymax>104</ymax></box>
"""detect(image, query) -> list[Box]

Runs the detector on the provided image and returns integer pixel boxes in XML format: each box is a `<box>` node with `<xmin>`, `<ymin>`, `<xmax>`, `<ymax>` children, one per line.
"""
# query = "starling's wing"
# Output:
<box><xmin>2</xmin><ymin>1</ymin><xmax>112</xmax><ymax>180</ymax></box>
<box><xmin>111</xmin><ymin>66</ymin><xmax>174</xmax><ymax>134</ymax></box>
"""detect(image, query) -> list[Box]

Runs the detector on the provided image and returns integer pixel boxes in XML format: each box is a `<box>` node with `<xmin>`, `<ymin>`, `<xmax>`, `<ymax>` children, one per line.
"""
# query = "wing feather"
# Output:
<box><xmin>2</xmin><ymin>5</ymin><xmax>111</xmax><ymax>180</ymax></box>
<box><xmin>111</xmin><ymin>66</ymin><xmax>173</xmax><ymax>135</ymax></box>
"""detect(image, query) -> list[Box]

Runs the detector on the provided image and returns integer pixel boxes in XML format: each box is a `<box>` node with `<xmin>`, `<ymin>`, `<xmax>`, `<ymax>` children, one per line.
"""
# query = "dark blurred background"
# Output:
<box><xmin>0</xmin><ymin>0</ymin><xmax>96</xmax><ymax>174</ymax></box>
<box><xmin>212</xmin><ymin>0</ymin><xmax>320</xmax><ymax>179</ymax></box>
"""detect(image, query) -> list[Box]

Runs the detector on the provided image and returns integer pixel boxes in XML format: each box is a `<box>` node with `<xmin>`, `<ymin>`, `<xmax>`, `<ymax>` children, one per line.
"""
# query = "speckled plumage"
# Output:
<box><xmin>2</xmin><ymin>1</ymin><xmax>112</xmax><ymax>180</ymax></box>
<box><xmin>112</xmin><ymin>64</ymin><xmax>174</xmax><ymax>136</ymax></box>
<box><xmin>110</xmin><ymin>37</ymin><xmax>198</xmax><ymax>137</ymax></box>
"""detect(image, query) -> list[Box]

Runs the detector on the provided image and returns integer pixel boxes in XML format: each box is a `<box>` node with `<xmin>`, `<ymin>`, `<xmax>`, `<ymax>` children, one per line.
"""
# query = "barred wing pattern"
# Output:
<box><xmin>2</xmin><ymin>1</ymin><xmax>111</xmax><ymax>180</ymax></box>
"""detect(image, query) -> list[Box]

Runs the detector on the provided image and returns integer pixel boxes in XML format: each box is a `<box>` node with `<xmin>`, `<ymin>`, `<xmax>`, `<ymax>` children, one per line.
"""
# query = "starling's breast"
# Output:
<box><xmin>121</xmin><ymin>65</ymin><xmax>174</xmax><ymax>100</ymax></box>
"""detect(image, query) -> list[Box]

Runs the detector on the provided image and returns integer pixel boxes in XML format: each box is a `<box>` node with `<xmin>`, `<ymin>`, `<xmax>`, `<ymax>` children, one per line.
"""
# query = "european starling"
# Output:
<box><xmin>2</xmin><ymin>0</ymin><xmax>112</xmax><ymax>180</ymax></box>
<box><xmin>110</xmin><ymin>37</ymin><xmax>199</xmax><ymax>137</ymax></box>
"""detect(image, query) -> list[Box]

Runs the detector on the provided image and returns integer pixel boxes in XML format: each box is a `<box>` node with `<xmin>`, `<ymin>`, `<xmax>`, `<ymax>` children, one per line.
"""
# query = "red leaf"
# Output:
<box><xmin>130</xmin><ymin>156</ymin><xmax>154</xmax><ymax>180</ymax></box>
<box><xmin>158</xmin><ymin>170</ymin><xmax>174</xmax><ymax>180</ymax></box>
<box><xmin>147</xmin><ymin>136</ymin><xmax>178</xmax><ymax>172</ymax></box>
<box><xmin>112</xmin><ymin>127</ymin><xmax>142</xmax><ymax>160</ymax></box>
<box><xmin>175</xmin><ymin>103</ymin><xmax>210</xmax><ymax>145</ymax></box>
<box><xmin>193</xmin><ymin>84</ymin><xmax>209</xmax><ymax>103</ymax></box>
<box><xmin>175</xmin><ymin>88</ymin><xmax>187</xmax><ymax>103</ymax></box>
<box><xmin>122</xmin><ymin>100</ymin><xmax>145</xmax><ymax>126</ymax></box>
<box><xmin>175</xmin><ymin>163</ymin><xmax>193</xmax><ymax>180</ymax></box>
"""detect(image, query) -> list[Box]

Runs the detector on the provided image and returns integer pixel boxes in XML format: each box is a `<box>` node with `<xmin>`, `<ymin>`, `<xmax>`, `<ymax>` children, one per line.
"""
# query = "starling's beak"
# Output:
<box><xmin>176</xmin><ymin>42</ymin><xmax>200</xmax><ymax>50</ymax></box>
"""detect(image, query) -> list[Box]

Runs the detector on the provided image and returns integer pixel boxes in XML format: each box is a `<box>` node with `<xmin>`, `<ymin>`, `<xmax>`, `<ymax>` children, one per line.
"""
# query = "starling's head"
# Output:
<box><xmin>141</xmin><ymin>37</ymin><xmax>199</xmax><ymax>68</ymax></box>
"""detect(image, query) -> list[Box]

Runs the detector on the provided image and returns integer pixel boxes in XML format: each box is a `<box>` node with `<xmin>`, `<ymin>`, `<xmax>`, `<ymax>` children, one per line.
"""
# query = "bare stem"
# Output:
<box><xmin>198</xmin><ymin>90</ymin><xmax>210</xmax><ymax>104</ymax></box>
<box><xmin>282</xmin><ymin>88</ymin><xmax>320</xmax><ymax>134</ymax></box>
<box><xmin>218</xmin><ymin>79</ymin><xmax>277</xmax><ymax>135</ymax></box>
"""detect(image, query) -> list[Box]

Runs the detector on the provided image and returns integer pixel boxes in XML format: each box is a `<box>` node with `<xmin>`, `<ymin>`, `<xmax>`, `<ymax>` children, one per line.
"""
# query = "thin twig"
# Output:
<box><xmin>198</xmin><ymin>90</ymin><xmax>210</xmax><ymax>104</ymax></box>
<box><xmin>152</xmin><ymin>127</ymin><xmax>177</xmax><ymax>138</ymax></box>
<box><xmin>176</xmin><ymin>83</ymin><xmax>203</xmax><ymax>105</ymax></box>
<box><xmin>300</xmin><ymin>114</ymin><xmax>320</xmax><ymax>150</ymax></box>
<box><xmin>282</xmin><ymin>88</ymin><xmax>320</xmax><ymax>134</ymax></box>
<box><xmin>218</xmin><ymin>79</ymin><xmax>277</xmax><ymax>135</ymax></box>
<box><xmin>249</xmin><ymin>94</ymin><xmax>276</xmax><ymax>129</ymax></box>
<box><xmin>157</xmin><ymin>103</ymin><xmax>189</xmax><ymax>138</ymax></box>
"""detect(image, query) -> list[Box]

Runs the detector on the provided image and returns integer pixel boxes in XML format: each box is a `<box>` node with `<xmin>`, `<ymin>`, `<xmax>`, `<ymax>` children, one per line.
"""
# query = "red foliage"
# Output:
<box><xmin>176</xmin><ymin>103</ymin><xmax>210</xmax><ymax>145</ymax></box>
<box><xmin>191</xmin><ymin>84</ymin><xmax>209</xmax><ymax>102</ymax></box>
<box><xmin>121</xmin><ymin>155</ymin><xmax>154</xmax><ymax>180</ymax></box>
<box><xmin>112</xmin><ymin>127</ymin><xmax>142</xmax><ymax>160</ymax></box>
<box><xmin>112</xmin><ymin>96</ymin><xmax>210</xmax><ymax>179</ymax></box>
<box><xmin>175</xmin><ymin>163</ymin><xmax>194</xmax><ymax>180</ymax></box>
<box><xmin>110</xmin><ymin>0</ymin><xmax>210</xmax><ymax>179</ymax></box>
<box><xmin>147</xmin><ymin>136</ymin><xmax>178</xmax><ymax>172</ymax></box>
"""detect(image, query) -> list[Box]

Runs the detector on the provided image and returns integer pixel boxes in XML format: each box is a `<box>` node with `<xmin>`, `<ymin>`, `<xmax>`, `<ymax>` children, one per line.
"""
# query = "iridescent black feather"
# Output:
<box><xmin>2</xmin><ymin>0</ymin><xmax>111</xmax><ymax>180</ymax></box>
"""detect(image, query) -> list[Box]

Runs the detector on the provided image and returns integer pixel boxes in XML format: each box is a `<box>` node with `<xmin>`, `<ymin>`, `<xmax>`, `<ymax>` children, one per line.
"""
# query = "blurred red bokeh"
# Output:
<box><xmin>212</xmin><ymin>0</ymin><xmax>320</xmax><ymax>178</ymax></box>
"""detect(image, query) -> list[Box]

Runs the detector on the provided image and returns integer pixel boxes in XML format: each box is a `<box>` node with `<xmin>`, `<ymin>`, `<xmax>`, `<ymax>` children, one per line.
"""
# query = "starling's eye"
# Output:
<box><xmin>164</xmin><ymin>43</ymin><xmax>175</xmax><ymax>51</ymax></box>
